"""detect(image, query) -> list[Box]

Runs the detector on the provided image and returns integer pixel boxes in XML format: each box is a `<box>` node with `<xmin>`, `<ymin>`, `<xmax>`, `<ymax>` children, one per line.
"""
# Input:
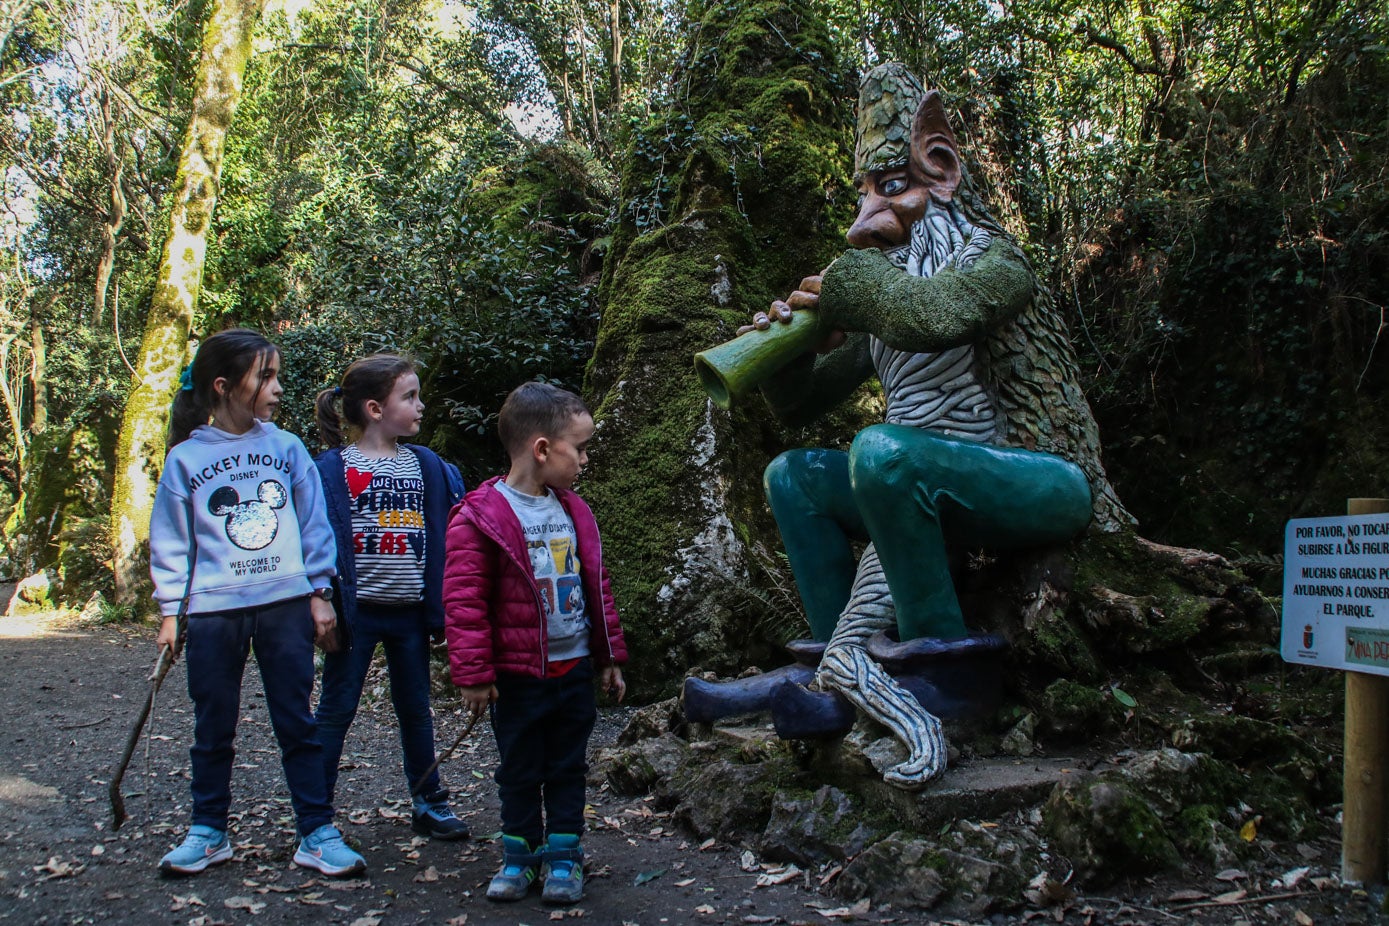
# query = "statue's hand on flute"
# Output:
<box><xmin>738</xmin><ymin>274</ymin><xmax>846</xmax><ymax>352</ymax></box>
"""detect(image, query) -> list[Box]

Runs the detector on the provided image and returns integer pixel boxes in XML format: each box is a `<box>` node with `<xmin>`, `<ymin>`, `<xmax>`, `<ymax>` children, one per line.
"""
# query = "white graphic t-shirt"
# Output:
<box><xmin>343</xmin><ymin>444</ymin><xmax>426</xmax><ymax>604</ymax></box>
<box><xmin>495</xmin><ymin>481</ymin><xmax>590</xmax><ymax>662</ymax></box>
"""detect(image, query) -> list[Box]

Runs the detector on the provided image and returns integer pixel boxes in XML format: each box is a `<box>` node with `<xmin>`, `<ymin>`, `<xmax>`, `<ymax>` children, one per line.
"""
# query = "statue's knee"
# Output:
<box><xmin>849</xmin><ymin>427</ymin><xmax>916</xmax><ymax>495</ymax></box>
<box><xmin>763</xmin><ymin>448</ymin><xmax>820</xmax><ymax>503</ymax></box>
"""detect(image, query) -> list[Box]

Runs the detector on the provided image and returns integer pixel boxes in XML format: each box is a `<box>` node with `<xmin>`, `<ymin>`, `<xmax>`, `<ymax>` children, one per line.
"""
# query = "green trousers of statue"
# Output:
<box><xmin>764</xmin><ymin>424</ymin><xmax>1092</xmax><ymax>642</ymax></box>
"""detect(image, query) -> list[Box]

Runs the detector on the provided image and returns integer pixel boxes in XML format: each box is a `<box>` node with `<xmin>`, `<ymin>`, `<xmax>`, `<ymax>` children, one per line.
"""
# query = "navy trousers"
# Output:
<box><xmin>315</xmin><ymin>602</ymin><xmax>444</xmax><ymax>802</ymax></box>
<box><xmin>491</xmin><ymin>659</ymin><xmax>597</xmax><ymax>845</ymax></box>
<box><xmin>183</xmin><ymin>596</ymin><xmax>333</xmax><ymax>837</ymax></box>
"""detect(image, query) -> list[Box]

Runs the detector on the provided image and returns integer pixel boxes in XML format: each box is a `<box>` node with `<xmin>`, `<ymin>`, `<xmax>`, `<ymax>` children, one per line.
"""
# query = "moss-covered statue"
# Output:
<box><xmin>685</xmin><ymin>64</ymin><xmax>1121</xmax><ymax>789</ymax></box>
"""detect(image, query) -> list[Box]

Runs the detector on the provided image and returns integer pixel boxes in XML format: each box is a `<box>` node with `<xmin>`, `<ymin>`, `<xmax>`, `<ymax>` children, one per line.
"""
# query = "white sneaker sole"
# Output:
<box><xmin>159</xmin><ymin>843</ymin><xmax>233</xmax><ymax>875</ymax></box>
<box><xmin>293</xmin><ymin>846</ymin><xmax>366</xmax><ymax>877</ymax></box>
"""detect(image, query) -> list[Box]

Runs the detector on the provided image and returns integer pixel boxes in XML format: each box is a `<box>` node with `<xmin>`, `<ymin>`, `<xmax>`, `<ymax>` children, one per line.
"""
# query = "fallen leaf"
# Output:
<box><xmin>695</xmin><ymin>905</ymin><xmax>716</xmax><ymax>914</ymax></box>
<box><xmin>1165</xmin><ymin>889</ymin><xmax>1206</xmax><ymax>902</ymax></box>
<box><xmin>698</xmin><ymin>838</ymin><xmax>717</xmax><ymax>851</ymax></box>
<box><xmin>818</xmin><ymin>866</ymin><xmax>844</xmax><ymax>887</ymax></box>
<box><xmin>1279</xmin><ymin>866</ymin><xmax>1311</xmax><ymax>889</ymax></box>
<box><xmin>348</xmin><ymin>918</ymin><xmax>381</xmax><ymax>926</ymax></box>
<box><xmin>445</xmin><ymin>916</ymin><xmax>469</xmax><ymax>926</ymax></box>
<box><xmin>90</xmin><ymin>845</ymin><xmax>105</xmax><ymax>856</ymax></box>
<box><xmin>675</xmin><ymin>878</ymin><xmax>696</xmax><ymax>887</ymax></box>
<box><xmin>742</xmin><ymin>917</ymin><xmax>779</xmax><ymax>924</ymax></box>
<box><xmin>223</xmin><ymin>896</ymin><xmax>267</xmax><ymax>914</ymax></box>
<box><xmin>811</xmin><ymin>898</ymin><xmax>871</xmax><ymax>919</ymax></box>
<box><xmin>33</xmin><ymin>857</ymin><xmax>84</xmax><ymax>880</ymax></box>
<box><xmin>170</xmin><ymin>894</ymin><xmax>206</xmax><ymax>912</ymax></box>
<box><xmin>1215</xmin><ymin>868</ymin><xmax>1248</xmax><ymax>882</ymax></box>
<box><xmin>756</xmin><ymin>865</ymin><xmax>802</xmax><ymax>887</ymax></box>
<box><xmin>1239</xmin><ymin>819</ymin><xmax>1258</xmax><ymax>842</ymax></box>
<box><xmin>1213</xmin><ymin>889</ymin><xmax>1247</xmax><ymax>904</ymax></box>
<box><xmin>634</xmin><ymin>869</ymin><xmax>666</xmax><ymax>886</ymax></box>
<box><xmin>1295</xmin><ymin>910</ymin><xmax>1313</xmax><ymax>926</ymax></box>
<box><xmin>739</xmin><ymin>850</ymin><xmax>758</xmax><ymax>872</ymax></box>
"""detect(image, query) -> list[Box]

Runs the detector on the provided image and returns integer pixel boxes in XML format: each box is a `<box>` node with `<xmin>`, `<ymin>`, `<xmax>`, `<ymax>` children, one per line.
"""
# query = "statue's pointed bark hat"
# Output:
<box><xmin>854</xmin><ymin>62</ymin><xmax>925</xmax><ymax>178</ymax></box>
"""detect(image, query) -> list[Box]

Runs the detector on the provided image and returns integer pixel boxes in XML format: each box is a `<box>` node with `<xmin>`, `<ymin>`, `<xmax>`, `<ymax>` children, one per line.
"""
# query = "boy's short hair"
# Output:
<box><xmin>497</xmin><ymin>382</ymin><xmax>591</xmax><ymax>456</ymax></box>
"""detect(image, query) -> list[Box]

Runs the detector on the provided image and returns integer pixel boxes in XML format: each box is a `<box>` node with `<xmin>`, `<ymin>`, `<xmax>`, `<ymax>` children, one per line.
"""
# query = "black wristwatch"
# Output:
<box><xmin>311</xmin><ymin>587</ymin><xmax>334</xmax><ymax>601</ymax></box>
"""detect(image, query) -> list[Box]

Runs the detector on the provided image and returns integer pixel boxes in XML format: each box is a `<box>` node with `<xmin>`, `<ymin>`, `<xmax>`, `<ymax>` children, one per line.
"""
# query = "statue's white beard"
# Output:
<box><xmin>901</xmin><ymin>200</ymin><xmax>992</xmax><ymax>279</ymax></box>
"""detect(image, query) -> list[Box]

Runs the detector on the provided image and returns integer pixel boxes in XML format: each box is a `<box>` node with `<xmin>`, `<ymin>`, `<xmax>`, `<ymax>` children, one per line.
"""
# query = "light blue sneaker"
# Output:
<box><xmin>160</xmin><ymin>824</ymin><xmax>233</xmax><ymax>876</ymax></box>
<box><xmin>293</xmin><ymin>824</ymin><xmax>366</xmax><ymax>877</ymax></box>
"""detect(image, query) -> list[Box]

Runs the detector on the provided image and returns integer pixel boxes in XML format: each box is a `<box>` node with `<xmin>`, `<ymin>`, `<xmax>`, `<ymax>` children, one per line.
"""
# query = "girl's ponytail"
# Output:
<box><xmin>167</xmin><ymin>384</ymin><xmax>209</xmax><ymax>448</ymax></box>
<box><xmin>316</xmin><ymin>386</ymin><xmax>345</xmax><ymax>448</ymax></box>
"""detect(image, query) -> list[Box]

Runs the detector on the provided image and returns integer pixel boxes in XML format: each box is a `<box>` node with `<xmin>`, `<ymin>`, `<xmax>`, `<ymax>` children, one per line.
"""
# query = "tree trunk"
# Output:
<box><xmin>28</xmin><ymin>315</ymin><xmax>44</xmax><ymax>433</ymax></box>
<box><xmin>109</xmin><ymin>0</ymin><xmax>265</xmax><ymax>604</ymax></box>
<box><xmin>583</xmin><ymin>0</ymin><xmax>860</xmax><ymax>694</ymax></box>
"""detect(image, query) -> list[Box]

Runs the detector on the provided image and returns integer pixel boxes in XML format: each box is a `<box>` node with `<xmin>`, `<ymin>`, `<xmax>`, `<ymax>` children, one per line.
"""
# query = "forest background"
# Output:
<box><xmin>0</xmin><ymin>0</ymin><xmax>1385</xmax><ymax>692</ymax></box>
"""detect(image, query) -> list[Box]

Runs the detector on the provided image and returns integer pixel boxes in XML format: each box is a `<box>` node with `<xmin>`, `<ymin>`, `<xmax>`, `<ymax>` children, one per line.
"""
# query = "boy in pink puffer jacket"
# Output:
<box><xmin>442</xmin><ymin>381</ymin><xmax>628</xmax><ymax>905</ymax></box>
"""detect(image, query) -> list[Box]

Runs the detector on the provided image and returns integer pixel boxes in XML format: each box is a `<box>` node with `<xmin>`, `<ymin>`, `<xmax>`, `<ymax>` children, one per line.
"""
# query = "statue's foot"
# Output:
<box><xmin>681</xmin><ymin>664</ymin><xmax>815</xmax><ymax>724</ymax></box>
<box><xmin>784</xmin><ymin>639</ymin><xmax>828</xmax><ymax>666</ymax></box>
<box><xmin>865</xmin><ymin>630</ymin><xmax>1007</xmax><ymax>671</ymax></box>
<box><xmin>867</xmin><ymin>631</ymin><xmax>1008</xmax><ymax>721</ymax></box>
<box><xmin>882</xmin><ymin>752</ymin><xmax>946</xmax><ymax>790</ymax></box>
<box><xmin>768</xmin><ymin>678</ymin><xmax>855</xmax><ymax>739</ymax></box>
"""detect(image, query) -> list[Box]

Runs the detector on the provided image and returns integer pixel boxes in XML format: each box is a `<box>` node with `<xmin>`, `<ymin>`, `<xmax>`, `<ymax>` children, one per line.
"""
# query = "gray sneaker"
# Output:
<box><xmin>160</xmin><ymin>825</ymin><xmax>233</xmax><ymax>876</ymax></box>
<box><xmin>486</xmin><ymin>835</ymin><xmax>541</xmax><ymax>901</ymax></box>
<box><xmin>540</xmin><ymin>834</ymin><xmax>584</xmax><ymax>904</ymax></box>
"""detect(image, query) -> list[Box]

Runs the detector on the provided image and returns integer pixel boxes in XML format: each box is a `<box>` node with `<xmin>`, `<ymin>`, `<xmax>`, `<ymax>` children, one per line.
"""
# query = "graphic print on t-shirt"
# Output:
<box><xmin>208</xmin><ymin>480</ymin><xmax>287</xmax><ymax>550</ymax></box>
<box><xmin>344</xmin><ymin>447</ymin><xmax>427</xmax><ymax>602</ymax></box>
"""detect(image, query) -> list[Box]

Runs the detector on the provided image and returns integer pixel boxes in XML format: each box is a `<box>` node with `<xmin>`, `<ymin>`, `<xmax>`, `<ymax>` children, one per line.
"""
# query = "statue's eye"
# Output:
<box><xmin>881</xmin><ymin>177</ymin><xmax>908</xmax><ymax>196</ymax></box>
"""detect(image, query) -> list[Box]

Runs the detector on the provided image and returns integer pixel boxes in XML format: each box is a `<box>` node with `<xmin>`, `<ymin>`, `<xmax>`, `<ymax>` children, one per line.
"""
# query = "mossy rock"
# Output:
<box><xmin>1039</xmin><ymin>679</ymin><xmax>1122</xmax><ymax>738</ymax></box>
<box><xmin>1042</xmin><ymin>775</ymin><xmax>1181</xmax><ymax>886</ymax></box>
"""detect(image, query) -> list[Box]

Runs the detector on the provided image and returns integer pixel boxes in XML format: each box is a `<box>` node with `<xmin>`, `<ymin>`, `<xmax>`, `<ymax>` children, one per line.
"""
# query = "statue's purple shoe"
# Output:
<box><xmin>867</xmin><ymin>630</ymin><xmax>1007</xmax><ymax>719</ymax></box>
<box><xmin>769</xmin><ymin>678</ymin><xmax>855</xmax><ymax>739</ymax></box>
<box><xmin>681</xmin><ymin>663</ymin><xmax>816</xmax><ymax>723</ymax></box>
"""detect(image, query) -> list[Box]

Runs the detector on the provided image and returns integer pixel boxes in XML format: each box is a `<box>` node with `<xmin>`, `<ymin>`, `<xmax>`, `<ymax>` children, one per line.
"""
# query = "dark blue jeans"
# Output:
<box><xmin>492</xmin><ymin>659</ymin><xmax>597</xmax><ymax>846</ymax></box>
<box><xmin>184</xmin><ymin>597</ymin><xmax>333</xmax><ymax>837</ymax></box>
<box><xmin>315</xmin><ymin>602</ymin><xmax>444</xmax><ymax>802</ymax></box>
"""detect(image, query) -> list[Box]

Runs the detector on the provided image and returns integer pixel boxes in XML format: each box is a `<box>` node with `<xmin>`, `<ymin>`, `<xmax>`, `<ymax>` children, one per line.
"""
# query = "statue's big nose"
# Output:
<box><xmin>847</xmin><ymin>194</ymin><xmax>908</xmax><ymax>249</ymax></box>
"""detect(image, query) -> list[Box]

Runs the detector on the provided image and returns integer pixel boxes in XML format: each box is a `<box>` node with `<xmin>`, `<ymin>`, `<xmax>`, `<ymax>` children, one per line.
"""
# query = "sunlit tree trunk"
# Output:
<box><xmin>110</xmin><ymin>0</ymin><xmax>265</xmax><ymax>604</ymax></box>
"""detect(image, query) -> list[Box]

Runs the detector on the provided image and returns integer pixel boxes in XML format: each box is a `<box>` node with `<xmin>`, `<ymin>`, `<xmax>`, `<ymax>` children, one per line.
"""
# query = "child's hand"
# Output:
<box><xmin>460</xmin><ymin>684</ymin><xmax>497</xmax><ymax>718</ymax></box>
<box><xmin>156</xmin><ymin>616</ymin><xmax>180</xmax><ymax>662</ymax></box>
<box><xmin>600</xmin><ymin>666</ymin><xmax>626</xmax><ymax>703</ymax></box>
<box><xmin>309</xmin><ymin>596</ymin><xmax>339</xmax><ymax>653</ymax></box>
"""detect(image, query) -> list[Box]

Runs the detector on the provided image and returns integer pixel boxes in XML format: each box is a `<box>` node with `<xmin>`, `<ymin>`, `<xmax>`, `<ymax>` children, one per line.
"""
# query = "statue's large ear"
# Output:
<box><xmin>909</xmin><ymin>90</ymin><xmax>961</xmax><ymax>202</ymax></box>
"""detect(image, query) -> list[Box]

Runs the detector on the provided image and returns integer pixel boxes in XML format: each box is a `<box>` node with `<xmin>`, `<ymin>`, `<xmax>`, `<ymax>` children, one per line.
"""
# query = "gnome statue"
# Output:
<box><xmin>685</xmin><ymin>63</ymin><xmax>1109</xmax><ymax>789</ymax></box>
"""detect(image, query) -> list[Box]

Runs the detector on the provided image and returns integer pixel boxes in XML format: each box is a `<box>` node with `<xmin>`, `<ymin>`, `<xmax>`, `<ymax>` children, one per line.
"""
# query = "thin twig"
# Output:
<box><xmin>58</xmin><ymin>717</ymin><xmax>108</xmax><ymax>730</ymax></box>
<box><xmin>1170</xmin><ymin>889</ymin><xmax>1309</xmax><ymax>912</ymax></box>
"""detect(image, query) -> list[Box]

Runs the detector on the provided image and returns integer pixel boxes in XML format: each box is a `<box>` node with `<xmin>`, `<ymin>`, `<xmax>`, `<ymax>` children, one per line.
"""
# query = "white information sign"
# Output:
<box><xmin>1283</xmin><ymin>513</ymin><xmax>1389</xmax><ymax>676</ymax></box>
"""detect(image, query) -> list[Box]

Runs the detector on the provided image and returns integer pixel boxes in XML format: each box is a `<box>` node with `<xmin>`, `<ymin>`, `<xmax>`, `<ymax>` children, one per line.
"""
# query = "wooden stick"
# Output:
<box><xmin>108</xmin><ymin>641</ymin><xmax>179</xmax><ymax>830</ymax></box>
<box><xmin>410</xmin><ymin>711</ymin><xmax>482</xmax><ymax>797</ymax></box>
<box><xmin>1343</xmin><ymin>497</ymin><xmax>1389</xmax><ymax>884</ymax></box>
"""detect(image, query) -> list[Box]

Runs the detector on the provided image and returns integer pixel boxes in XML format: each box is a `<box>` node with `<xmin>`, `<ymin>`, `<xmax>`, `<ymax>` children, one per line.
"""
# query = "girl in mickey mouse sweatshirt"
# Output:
<box><xmin>148</xmin><ymin>328</ymin><xmax>364</xmax><ymax>879</ymax></box>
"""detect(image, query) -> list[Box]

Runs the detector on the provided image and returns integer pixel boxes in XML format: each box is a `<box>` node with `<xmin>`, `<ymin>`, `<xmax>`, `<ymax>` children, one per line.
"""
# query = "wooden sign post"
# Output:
<box><xmin>1343</xmin><ymin>498</ymin><xmax>1389</xmax><ymax>884</ymax></box>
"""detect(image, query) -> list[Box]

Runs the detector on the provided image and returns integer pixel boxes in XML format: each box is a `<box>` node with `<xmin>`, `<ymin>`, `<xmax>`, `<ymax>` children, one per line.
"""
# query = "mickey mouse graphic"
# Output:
<box><xmin>209</xmin><ymin>481</ymin><xmax>288</xmax><ymax>550</ymax></box>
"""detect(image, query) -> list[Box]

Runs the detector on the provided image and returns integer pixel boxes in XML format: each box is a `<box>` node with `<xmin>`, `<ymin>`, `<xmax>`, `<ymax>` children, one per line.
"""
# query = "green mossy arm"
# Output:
<box><xmin>818</xmin><ymin>238</ymin><xmax>1033</xmax><ymax>352</ymax></box>
<box><xmin>759</xmin><ymin>331</ymin><xmax>874</xmax><ymax>428</ymax></box>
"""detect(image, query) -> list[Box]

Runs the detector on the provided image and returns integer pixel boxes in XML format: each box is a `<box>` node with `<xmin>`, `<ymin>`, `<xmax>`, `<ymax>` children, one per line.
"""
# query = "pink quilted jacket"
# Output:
<box><xmin>442</xmin><ymin>476</ymin><xmax>627</xmax><ymax>687</ymax></box>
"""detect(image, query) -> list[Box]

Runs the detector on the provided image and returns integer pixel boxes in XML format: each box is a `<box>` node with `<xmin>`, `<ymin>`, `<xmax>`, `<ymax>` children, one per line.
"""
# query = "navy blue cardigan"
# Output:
<box><xmin>314</xmin><ymin>444</ymin><xmax>465</xmax><ymax>646</ymax></box>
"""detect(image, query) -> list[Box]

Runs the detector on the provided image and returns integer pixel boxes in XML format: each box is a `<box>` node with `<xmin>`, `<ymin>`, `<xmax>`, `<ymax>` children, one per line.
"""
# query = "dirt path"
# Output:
<box><xmin>0</xmin><ymin>609</ymin><xmax>821</xmax><ymax>925</ymax></box>
<box><xmin>0</xmin><ymin>608</ymin><xmax>1384</xmax><ymax>926</ymax></box>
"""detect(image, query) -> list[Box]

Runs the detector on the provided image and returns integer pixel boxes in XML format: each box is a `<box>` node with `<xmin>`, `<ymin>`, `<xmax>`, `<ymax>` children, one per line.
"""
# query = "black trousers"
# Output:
<box><xmin>491</xmin><ymin>659</ymin><xmax>597</xmax><ymax>845</ymax></box>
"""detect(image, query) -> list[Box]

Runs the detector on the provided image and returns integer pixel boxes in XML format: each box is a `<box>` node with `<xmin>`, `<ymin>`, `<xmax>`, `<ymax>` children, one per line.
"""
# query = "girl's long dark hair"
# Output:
<box><xmin>168</xmin><ymin>328</ymin><xmax>277</xmax><ymax>448</ymax></box>
<box><xmin>315</xmin><ymin>353</ymin><xmax>416</xmax><ymax>449</ymax></box>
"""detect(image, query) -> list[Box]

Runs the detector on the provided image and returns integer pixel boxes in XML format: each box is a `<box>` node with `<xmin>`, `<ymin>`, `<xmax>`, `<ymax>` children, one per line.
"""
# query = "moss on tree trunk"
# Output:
<box><xmin>583</xmin><ymin>0</ymin><xmax>864</xmax><ymax>694</ymax></box>
<box><xmin>109</xmin><ymin>0</ymin><xmax>265</xmax><ymax>604</ymax></box>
